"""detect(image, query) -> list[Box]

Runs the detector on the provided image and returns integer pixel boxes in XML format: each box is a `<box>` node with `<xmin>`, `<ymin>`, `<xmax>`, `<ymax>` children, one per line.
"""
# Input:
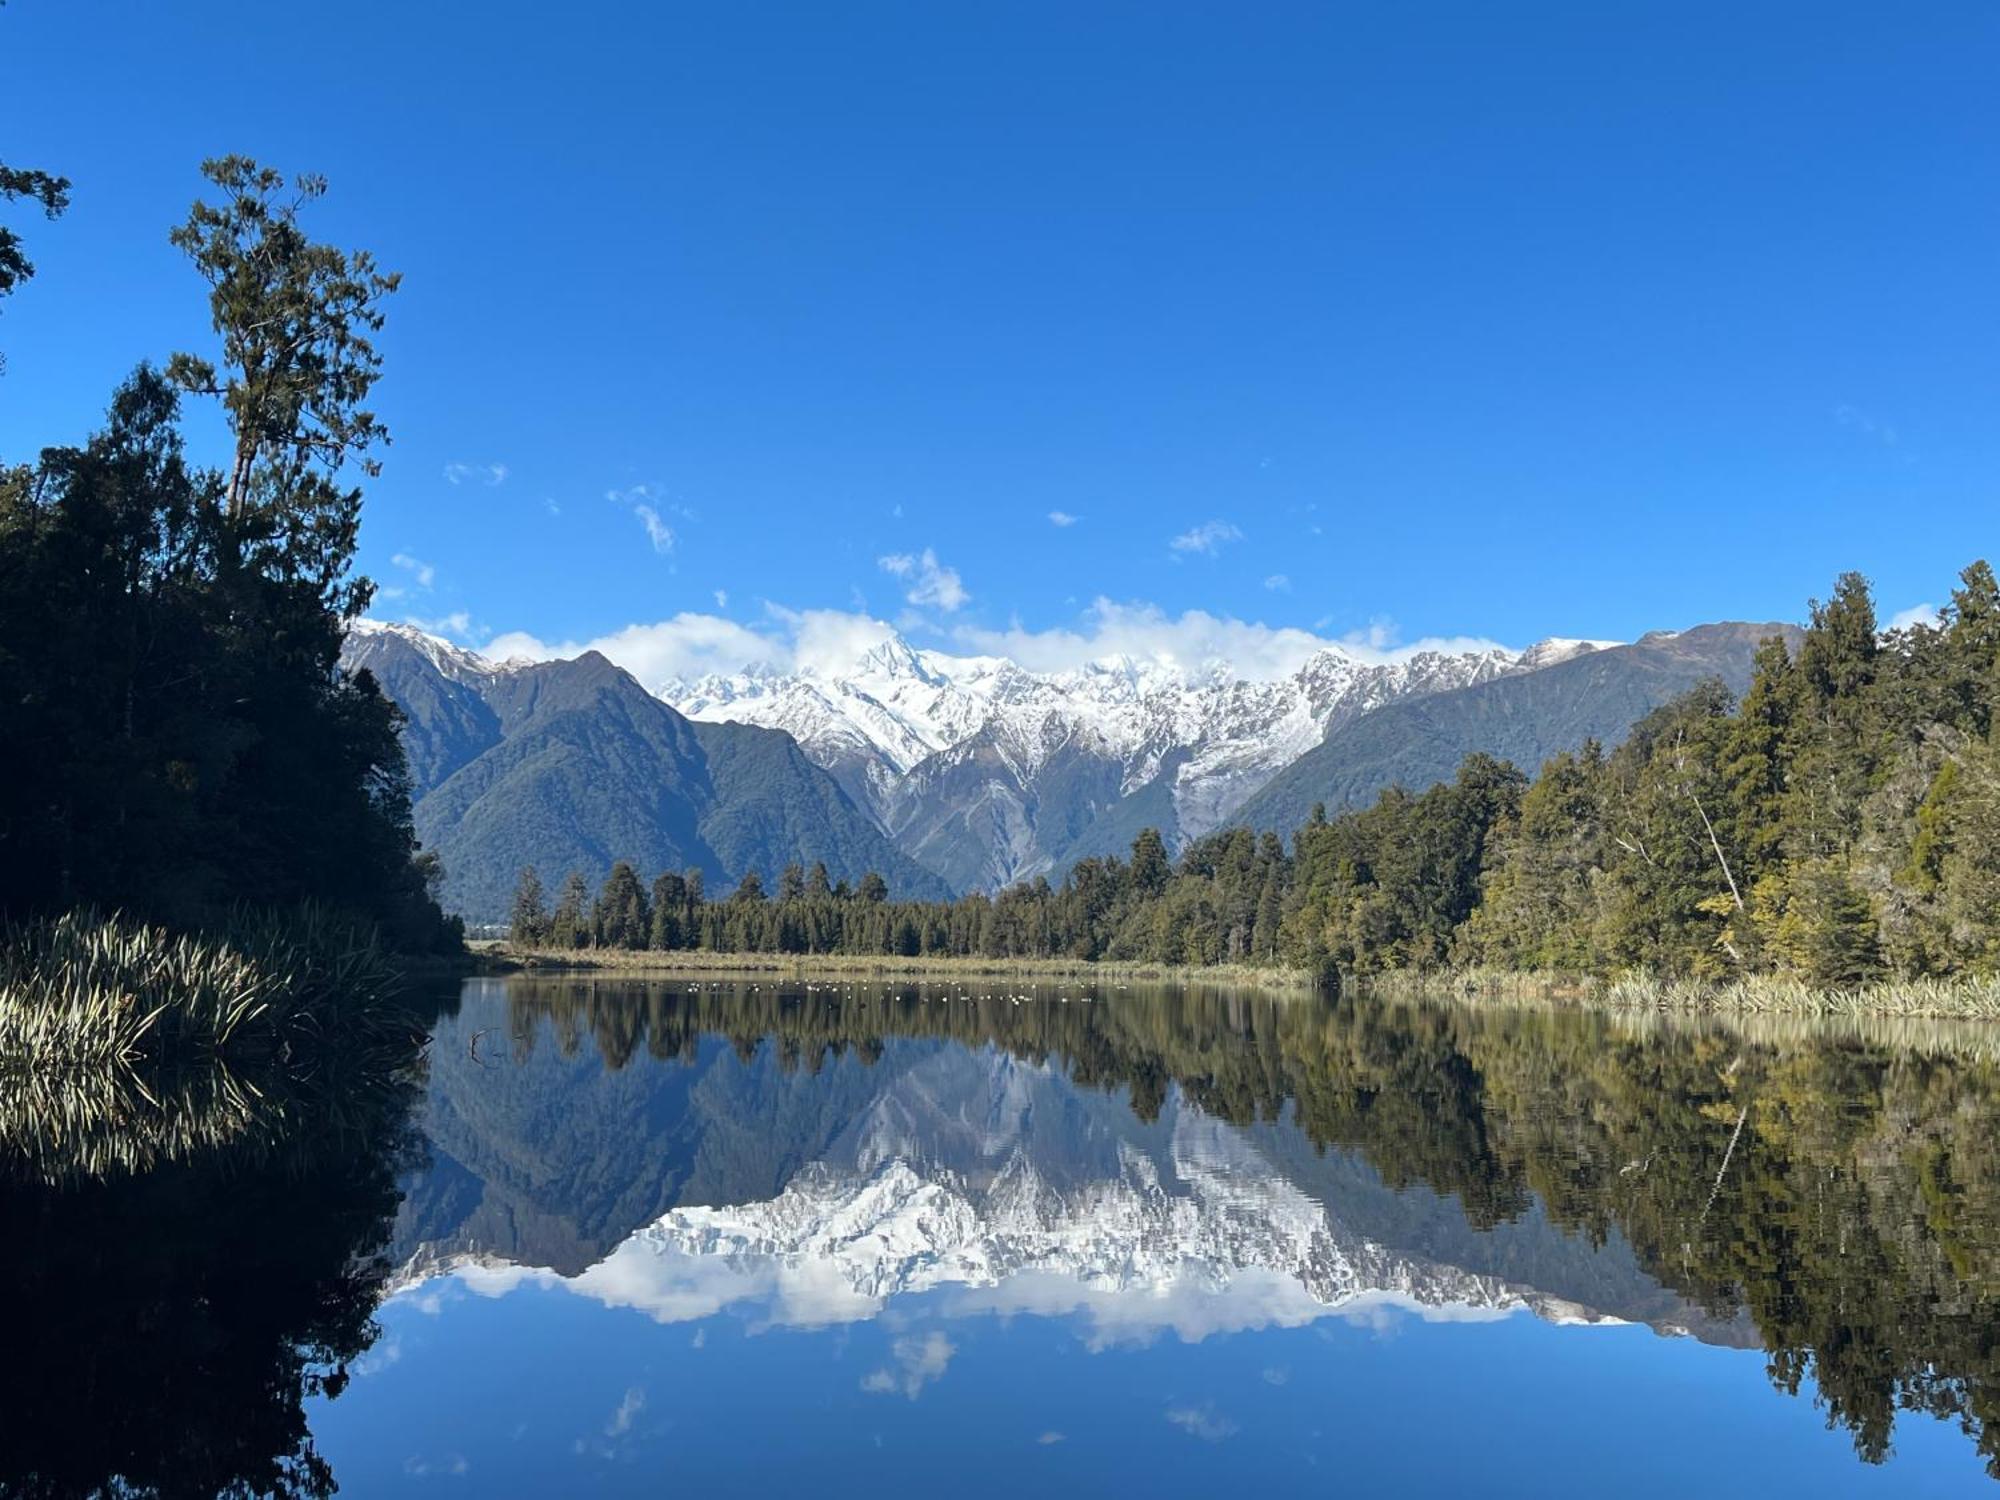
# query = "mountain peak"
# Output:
<box><xmin>848</xmin><ymin>632</ymin><xmax>942</xmax><ymax>686</ymax></box>
<box><xmin>345</xmin><ymin>618</ymin><xmax>503</xmax><ymax>683</ymax></box>
<box><xmin>1519</xmin><ymin>637</ymin><xmax>1621</xmax><ymax>671</ymax></box>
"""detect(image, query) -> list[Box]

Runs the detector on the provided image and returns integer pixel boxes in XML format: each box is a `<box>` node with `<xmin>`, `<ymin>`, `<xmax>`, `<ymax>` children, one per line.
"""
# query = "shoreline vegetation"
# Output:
<box><xmin>0</xmin><ymin>909</ymin><xmax>431</xmax><ymax>1181</ymax></box>
<box><xmin>0</xmin><ymin>909</ymin><xmax>414</xmax><ymax>1075</ymax></box>
<box><xmin>1362</xmin><ymin>966</ymin><xmax>2000</xmax><ymax>1021</ymax></box>
<box><xmin>484</xmin><ymin>942</ymin><xmax>2000</xmax><ymax>1020</ymax></box>
<box><xmin>480</xmin><ymin>942</ymin><xmax>1318</xmax><ymax>990</ymax></box>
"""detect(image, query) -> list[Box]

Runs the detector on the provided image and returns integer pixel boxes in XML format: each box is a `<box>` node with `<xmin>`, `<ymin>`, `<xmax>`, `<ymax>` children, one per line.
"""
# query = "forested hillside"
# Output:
<box><xmin>1235</xmin><ymin>620</ymin><xmax>1792</xmax><ymax>837</ymax></box>
<box><xmin>346</xmin><ymin>626</ymin><xmax>951</xmax><ymax>919</ymax></box>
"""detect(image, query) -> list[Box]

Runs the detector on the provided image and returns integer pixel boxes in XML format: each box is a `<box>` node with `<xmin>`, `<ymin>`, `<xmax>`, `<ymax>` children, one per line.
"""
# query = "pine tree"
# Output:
<box><xmin>551</xmin><ymin>871</ymin><xmax>589</xmax><ymax>949</ymax></box>
<box><xmin>649</xmin><ymin>872</ymin><xmax>687</xmax><ymax>949</ymax></box>
<box><xmin>1130</xmin><ymin>828</ymin><xmax>1171</xmax><ymax>897</ymax></box>
<box><xmin>596</xmin><ymin>861</ymin><xmax>649</xmax><ymax>949</ymax></box>
<box><xmin>509</xmin><ymin>866</ymin><xmax>549</xmax><ymax>947</ymax></box>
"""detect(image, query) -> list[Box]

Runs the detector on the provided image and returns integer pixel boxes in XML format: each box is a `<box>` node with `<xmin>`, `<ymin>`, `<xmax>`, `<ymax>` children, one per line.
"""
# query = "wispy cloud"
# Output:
<box><xmin>634</xmin><ymin>504</ymin><xmax>674</xmax><ymax>553</ymax></box>
<box><xmin>861</xmin><ymin>1332</ymin><xmax>955</xmax><ymax>1399</ymax></box>
<box><xmin>402</xmin><ymin>610</ymin><xmax>474</xmax><ymax>639</ymax></box>
<box><xmin>1048</xmin><ymin>510</ymin><xmax>1080</xmax><ymax>528</ymax></box>
<box><xmin>1165</xmin><ymin>1403</ymin><xmax>1238</xmax><ymax>1442</ymax></box>
<box><xmin>1263</xmin><ymin>574</ymin><xmax>1291</xmax><ymax>593</ymax></box>
<box><xmin>390</xmin><ymin>552</ymin><xmax>436</xmax><ymax>589</ymax></box>
<box><xmin>877</xmin><ymin>547</ymin><xmax>969</xmax><ymax>612</ymax></box>
<box><xmin>443</xmin><ymin>461</ymin><xmax>509</xmax><ymax>487</ymax></box>
<box><xmin>1889</xmin><ymin>602</ymin><xmax>1940</xmax><ymax>632</ymax></box>
<box><xmin>605</xmin><ymin>1387</ymin><xmax>646</xmax><ymax>1437</ymax></box>
<box><xmin>403</xmin><ymin>1454</ymin><xmax>471</xmax><ymax>1477</ymax></box>
<box><xmin>606</xmin><ymin>485</ymin><xmax>676</xmax><ymax>553</ymax></box>
<box><xmin>1169</xmin><ymin>520</ymin><xmax>1242</xmax><ymax>556</ymax></box>
<box><xmin>1835</xmin><ymin>404</ymin><xmax>1900</xmax><ymax>447</ymax></box>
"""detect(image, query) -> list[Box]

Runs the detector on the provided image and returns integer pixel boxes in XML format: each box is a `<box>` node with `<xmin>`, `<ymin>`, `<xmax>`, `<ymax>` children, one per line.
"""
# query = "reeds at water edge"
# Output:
<box><xmin>0</xmin><ymin>908</ymin><xmax>427</xmax><ymax>1181</ymax></box>
<box><xmin>1365</xmin><ymin>965</ymin><xmax>2000</xmax><ymax>1021</ymax></box>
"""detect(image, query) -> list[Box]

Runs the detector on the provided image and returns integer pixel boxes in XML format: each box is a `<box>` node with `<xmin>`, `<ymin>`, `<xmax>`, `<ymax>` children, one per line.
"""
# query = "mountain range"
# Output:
<box><xmin>346</xmin><ymin>613</ymin><xmax>1793</xmax><ymax>916</ymax></box>
<box><xmin>663</xmin><ymin>632</ymin><xmax>1616</xmax><ymax>891</ymax></box>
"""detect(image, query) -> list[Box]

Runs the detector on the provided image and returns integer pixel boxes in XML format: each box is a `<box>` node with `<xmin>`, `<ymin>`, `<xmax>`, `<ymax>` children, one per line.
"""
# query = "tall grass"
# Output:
<box><xmin>0</xmin><ymin>909</ymin><xmax>423</xmax><ymax>1181</ymax></box>
<box><xmin>0</xmin><ymin>907</ymin><xmax>407</xmax><ymax>1071</ymax></box>
<box><xmin>1363</xmin><ymin>965</ymin><xmax>2000</xmax><ymax>1021</ymax></box>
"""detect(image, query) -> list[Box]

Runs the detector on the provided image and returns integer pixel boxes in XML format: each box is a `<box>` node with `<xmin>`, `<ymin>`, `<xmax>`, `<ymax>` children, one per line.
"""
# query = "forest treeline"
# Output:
<box><xmin>0</xmin><ymin>157</ymin><xmax>456</xmax><ymax>952</ymax></box>
<box><xmin>516</xmin><ymin>562</ymin><xmax>2000</xmax><ymax>988</ymax></box>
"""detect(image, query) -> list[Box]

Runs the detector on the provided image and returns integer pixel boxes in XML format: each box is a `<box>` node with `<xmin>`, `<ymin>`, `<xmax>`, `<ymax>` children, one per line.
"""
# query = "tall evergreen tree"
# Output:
<box><xmin>595</xmin><ymin>861</ymin><xmax>649</xmax><ymax>949</ymax></box>
<box><xmin>551</xmin><ymin>871</ymin><xmax>589</xmax><ymax>950</ymax></box>
<box><xmin>509</xmin><ymin>866</ymin><xmax>549</xmax><ymax>946</ymax></box>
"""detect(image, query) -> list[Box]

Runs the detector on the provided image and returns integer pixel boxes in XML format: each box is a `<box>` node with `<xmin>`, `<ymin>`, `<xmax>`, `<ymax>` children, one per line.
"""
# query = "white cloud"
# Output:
<box><xmin>403</xmin><ymin>1454</ymin><xmax>471</xmax><ymax>1477</ymax></box>
<box><xmin>1048</xmin><ymin>511</ymin><xmax>1080</xmax><ymax>528</ymax></box>
<box><xmin>713</xmin><ymin>589</ymin><xmax>729</xmax><ymax>609</ymax></box>
<box><xmin>605</xmin><ymin>1387</ymin><xmax>646</xmax><ymax>1437</ymax></box>
<box><xmin>953</xmin><ymin>598</ymin><xmax>1513</xmax><ymax>681</ymax></box>
<box><xmin>443</xmin><ymin>461</ymin><xmax>508</xmax><ymax>487</ymax></box>
<box><xmin>476</xmin><ymin>597</ymin><xmax>1516</xmax><ymax>692</ymax></box>
<box><xmin>390</xmin><ymin>552</ymin><xmax>436</xmax><ymax>589</ymax></box>
<box><xmin>1165</xmin><ymin>1403</ymin><xmax>1238</xmax><ymax>1442</ymax></box>
<box><xmin>483</xmin><ymin>612</ymin><xmax>784</xmax><ymax>688</ymax></box>
<box><xmin>604</xmin><ymin>484</ymin><xmax>679</xmax><ymax>554</ymax></box>
<box><xmin>1263</xmin><ymin>574</ymin><xmax>1291</xmax><ymax>593</ymax></box>
<box><xmin>1889</xmin><ymin>602</ymin><xmax>1940</xmax><ymax>632</ymax></box>
<box><xmin>634</xmin><ymin>503</ymin><xmax>675</xmax><ymax>553</ymax></box>
<box><xmin>861</xmin><ymin>1332</ymin><xmax>956</xmax><ymax>1399</ymax></box>
<box><xmin>403</xmin><ymin>610</ymin><xmax>474</xmax><ymax>639</ymax></box>
<box><xmin>1168</xmin><ymin>520</ymin><xmax>1243</xmax><ymax>556</ymax></box>
<box><xmin>1037</xmin><ymin>1432</ymin><xmax>1066</xmax><ymax>1445</ymax></box>
<box><xmin>877</xmin><ymin>547</ymin><xmax>969</xmax><ymax>612</ymax></box>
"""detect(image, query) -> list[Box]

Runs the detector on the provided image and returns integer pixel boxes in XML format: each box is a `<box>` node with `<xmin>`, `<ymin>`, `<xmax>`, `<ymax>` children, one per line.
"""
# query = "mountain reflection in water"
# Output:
<box><xmin>6</xmin><ymin>976</ymin><xmax>2000</xmax><ymax>1495</ymax></box>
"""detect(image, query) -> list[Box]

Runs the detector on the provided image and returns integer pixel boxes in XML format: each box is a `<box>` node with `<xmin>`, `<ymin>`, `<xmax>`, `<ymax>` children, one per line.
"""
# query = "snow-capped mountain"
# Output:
<box><xmin>346</xmin><ymin>615</ymin><xmax>518</xmax><ymax>685</ymax></box>
<box><xmin>665</xmin><ymin>630</ymin><xmax>1614</xmax><ymax>889</ymax></box>
<box><xmin>347</xmin><ymin>615</ymin><xmax>1623</xmax><ymax>896</ymax></box>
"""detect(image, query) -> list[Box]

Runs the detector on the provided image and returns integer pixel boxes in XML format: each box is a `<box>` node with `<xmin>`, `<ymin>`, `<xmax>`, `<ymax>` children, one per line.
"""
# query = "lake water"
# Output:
<box><xmin>7</xmin><ymin>976</ymin><xmax>1999</xmax><ymax>1497</ymax></box>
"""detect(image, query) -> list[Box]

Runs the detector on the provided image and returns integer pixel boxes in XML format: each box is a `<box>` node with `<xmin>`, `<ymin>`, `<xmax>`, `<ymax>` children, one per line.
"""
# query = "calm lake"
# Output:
<box><xmin>8</xmin><ymin>976</ymin><xmax>2000</xmax><ymax>1496</ymax></box>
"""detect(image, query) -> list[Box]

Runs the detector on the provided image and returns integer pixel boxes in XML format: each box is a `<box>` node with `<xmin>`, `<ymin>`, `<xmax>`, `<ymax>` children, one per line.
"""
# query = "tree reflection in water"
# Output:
<box><xmin>0</xmin><ymin>1022</ymin><xmax>431</xmax><ymax>1499</ymax></box>
<box><xmin>487</xmin><ymin>979</ymin><xmax>2000</xmax><ymax>1476</ymax></box>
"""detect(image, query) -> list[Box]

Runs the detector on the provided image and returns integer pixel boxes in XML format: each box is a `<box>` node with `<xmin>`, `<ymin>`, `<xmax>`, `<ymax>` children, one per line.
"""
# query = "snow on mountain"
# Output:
<box><xmin>345</xmin><ymin>617</ymin><xmax>521</xmax><ymax>685</ymax></box>
<box><xmin>664</xmin><ymin>629</ymin><xmax>1617</xmax><ymax>873</ymax></box>
<box><xmin>349</xmin><ymin>615</ymin><xmax>1621</xmax><ymax>892</ymax></box>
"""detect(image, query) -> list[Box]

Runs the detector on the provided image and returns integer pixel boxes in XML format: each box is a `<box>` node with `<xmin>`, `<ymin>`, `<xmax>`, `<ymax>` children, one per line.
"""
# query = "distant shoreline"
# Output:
<box><xmin>467</xmin><ymin>946</ymin><xmax>2000</xmax><ymax>1019</ymax></box>
<box><xmin>473</xmin><ymin>944</ymin><xmax>1319</xmax><ymax>990</ymax></box>
<box><xmin>1360</xmin><ymin>967</ymin><xmax>2000</xmax><ymax>1021</ymax></box>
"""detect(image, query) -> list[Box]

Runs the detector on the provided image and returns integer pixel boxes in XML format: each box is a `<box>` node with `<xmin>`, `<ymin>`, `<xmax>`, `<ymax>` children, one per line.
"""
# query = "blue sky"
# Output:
<box><xmin>5</xmin><ymin>2</ymin><xmax>1998</xmax><ymax>679</ymax></box>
